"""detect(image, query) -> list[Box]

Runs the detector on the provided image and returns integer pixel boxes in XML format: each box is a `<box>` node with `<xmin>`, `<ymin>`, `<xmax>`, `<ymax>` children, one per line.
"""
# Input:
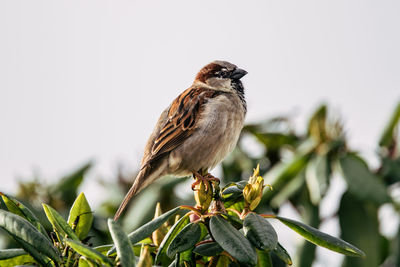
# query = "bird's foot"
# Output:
<box><xmin>191</xmin><ymin>172</ymin><xmax>220</xmax><ymax>191</ymax></box>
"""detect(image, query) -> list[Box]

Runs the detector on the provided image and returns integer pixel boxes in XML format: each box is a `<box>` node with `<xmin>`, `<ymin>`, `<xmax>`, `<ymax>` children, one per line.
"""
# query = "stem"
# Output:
<box><xmin>226</xmin><ymin>208</ymin><xmax>241</xmax><ymax>218</ymax></box>
<box><xmin>65</xmin><ymin>250</ymin><xmax>72</xmax><ymax>267</ymax></box>
<box><xmin>179</xmin><ymin>205</ymin><xmax>201</xmax><ymax>214</ymax></box>
<box><xmin>208</xmin><ymin>256</ymin><xmax>219</xmax><ymax>267</ymax></box>
<box><xmin>260</xmin><ymin>214</ymin><xmax>277</xmax><ymax>219</ymax></box>
<box><xmin>196</xmin><ymin>239</ymin><xmax>214</xmax><ymax>246</ymax></box>
<box><xmin>240</xmin><ymin>208</ymin><xmax>251</xmax><ymax>219</ymax></box>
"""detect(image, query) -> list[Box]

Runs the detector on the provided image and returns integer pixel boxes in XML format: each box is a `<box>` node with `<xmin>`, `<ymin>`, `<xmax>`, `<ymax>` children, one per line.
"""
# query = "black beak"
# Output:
<box><xmin>230</xmin><ymin>68</ymin><xmax>248</xmax><ymax>80</ymax></box>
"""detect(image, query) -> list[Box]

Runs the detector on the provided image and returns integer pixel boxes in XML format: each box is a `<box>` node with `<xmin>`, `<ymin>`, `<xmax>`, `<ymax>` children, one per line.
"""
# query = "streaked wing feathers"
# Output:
<box><xmin>144</xmin><ymin>87</ymin><xmax>221</xmax><ymax>166</ymax></box>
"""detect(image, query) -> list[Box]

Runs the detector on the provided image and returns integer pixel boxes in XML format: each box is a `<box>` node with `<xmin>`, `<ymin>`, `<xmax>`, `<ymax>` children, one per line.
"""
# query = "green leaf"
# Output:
<box><xmin>167</xmin><ymin>222</ymin><xmax>201</xmax><ymax>258</ymax></box>
<box><xmin>339</xmin><ymin>192</ymin><xmax>383</xmax><ymax>267</ymax></box>
<box><xmin>305</xmin><ymin>155</ymin><xmax>329</xmax><ymax>205</ymax></box>
<box><xmin>243</xmin><ymin>213</ymin><xmax>277</xmax><ymax>251</ymax></box>
<box><xmin>210</xmin><ymin>215</ymin><xmax>257</xmax><ymax>266</ymax></box>
<box><xmin>131</xmin><ymin>238</ymin><xmax>154</xmax><ymax>257</ymax></box>
<box><xmin>380</xmin><ymin>157</ymin><xmax>400</xmax><ymax>184</ymax></box>
<box><xmin>275</xmin><ymin>216</ymin><xmax>365</xmax><ymax>257</ymax></box>
<box><xmin>250</xmin><ymin>132</ymin><xmax>299</xmax><ymax>152</ymax></box>
<box><xmin>155</xmin><ymin>213</ymin><xmax>190</xmax><ymax>265</ymax></box>
<box><xmin>296</xmin><ymin>201</ymin><xmax>319</xmax><ymax>267</ymax></box>
<box><xmin>42</xmin><ymin>204</ymin><xmax>80</xmax><ymax>241</ymax></box>
<box><xmin>199</xmin><ymin>222</ymin><xmax>209</xmax><ymax>239</ymax></box>
<box><xmin>225</xmin><ymin>200</ymin><xmax>245</xmax><ymax>215</ymax></box>
<box><xmin>257</xmin><ymin>250</ymin><xmax>273</xmax><ymax>267</ymax></box>
<box><xmin>0</xmin><ymin>193</ymin><xmax>49</xmax><ymax>239</ymax></box>
<box><xmin>270</xmin><ymin>172</ymin><xmax>304</xmax><ymax>208</ymax></box>
<box><xmin>0</xmin><ymin>248</ymin><xmax>37</xmax><ymax>267</ymax></box>
<box><xmin>122</xmin><ymin>177</ymin><xmax>186</xmax><ymax>230</ymax></box>
<box><xmin>244</xmin><ymin>121</ymin><xmax>299</xmax><ymax>152</ymax></box>
<box><xmin>52</xmin><ymin>162</ymin><xmax>92</xmax><ymax>206</ymax></box>
<box><xmin>193</xmin><ymin>242</ymin><xmax>223</xmax><ymax>257</ymax></box>
<box><xmin>65</xmin><ymin>238</ymin><xmax>113</xmax><ymax>266</ymax></box>
<box><xmin>128</xmin><ymin>206</ymin><xmax>180</xmax><ymax>244</ymax></box>
<box><xmin>339</xmin><ymin>154</ymin><xmax>390</xmax><ymax>204</ymax></box>
<box><xmin>272</xmin><ymin>243</ymin><xmax>292</xmax><ymax>265</ymax></box>
<box><xmin>224</xmin><ymin>213</ymin><xmax>244</xmax><ymax>229</ymax></box>
<box><xmin>0</xmin><ymin>209</ymin><xmax>60</xmax><ymax>264</ymax></box>
<box><xmin>179</xmin><ymin>249</ymin><xmax>193</xmax><ymax>265</ymax></box>
<box><xmin>0</xmin><ymin>252</ymin><xmax>36</xmax><ymax>267</ymax></box>
<box><xmin>94</xmin><ymin>245</ymin><xmax>114</xmax><ymax>254</ymax></box>
<box><xmin>215</xmin><ymin>254</ymin><xmax>230</xmax><ymax>267</ymax></box>
<box><xmin>307</xmin><ymin>104</ymin><xmax>327</xmax><ymax>142</ymax></box>
<box><xmin>13</xmin><ymin>235</ymin><xmax>52</xmax><ymax>266</ymax></box>
<box><xmin>108</xmin><ymin>206</ymin><xmax>181</xmax><ymax>255</ymax></box>
<box><xmin>68</xmin><ymin>192</ymin><xmax>93</xmax><ymax>240</ymax></box>
<box><xmin>0</xmin><ymin>193</ymin><xmax>25</xmax><ymax>217</ymax></box>
<box><xmin>221</xmin><ymin>185</ymin><xmax>243</xmax><ymax>201</ymax></box>
<box><xmin>0</xmin><ymin>249</ymin><xmax>27</xmax><ymax>260</ymax></box>
<box><xmin>379</xmin><ymin>102</ymin><xmax>400</xmax><ymax>147</ymax></box>
<box><xmin>107</xmin><ymin>219</ymin><xmax>135</xmax><ymax>267</ymax></box>
<box><xmin>263</xmin><ymin>141</ymin><xmax>314</xmax><ymax>195</ymax></box>
<box><xmin>168</xmin><ymin>257</ymin><xmax>178</xmax><ymax>267</ymax></box>
<box><xmin>78</xmin><ymin>257</ymin><xmax>95</xmax><ymax>267</ymax></box>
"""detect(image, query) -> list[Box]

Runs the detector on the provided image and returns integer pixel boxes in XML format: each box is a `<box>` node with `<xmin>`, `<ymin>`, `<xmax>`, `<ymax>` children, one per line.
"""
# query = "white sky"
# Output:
<box><xmin>1</xmin><ymin>1</ymin><xmax>399</xmax><ymax>265</ymax></box>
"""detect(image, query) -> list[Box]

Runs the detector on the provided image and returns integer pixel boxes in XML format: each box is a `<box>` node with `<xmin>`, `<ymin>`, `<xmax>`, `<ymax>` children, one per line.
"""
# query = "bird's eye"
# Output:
<box><xmin>218</xmin><ymin>70</ymin><xmax>228</xmax><ymax>78</ymax></box>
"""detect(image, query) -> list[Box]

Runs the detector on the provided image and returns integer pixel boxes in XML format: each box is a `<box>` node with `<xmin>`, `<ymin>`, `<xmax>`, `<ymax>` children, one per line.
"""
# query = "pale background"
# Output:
<box><xmin>1</xmin><ymin>1</ymin><xmax>399</xmax><ymax>266</ymax></box>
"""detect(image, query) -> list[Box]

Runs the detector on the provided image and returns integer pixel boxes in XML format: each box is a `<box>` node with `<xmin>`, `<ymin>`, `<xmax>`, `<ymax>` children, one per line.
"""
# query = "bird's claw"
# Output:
<box><xmin>191</xmin><ymin>172</ymin><xmax>220</xmax><ymax>191</ymax></box>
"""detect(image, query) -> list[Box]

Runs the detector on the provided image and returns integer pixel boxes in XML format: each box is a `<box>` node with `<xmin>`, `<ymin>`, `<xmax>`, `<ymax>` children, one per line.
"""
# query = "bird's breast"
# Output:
<box><xmin>168</xmin><ymin>93</ymin><xmax>245</xmax><ymax>174</ymax></box>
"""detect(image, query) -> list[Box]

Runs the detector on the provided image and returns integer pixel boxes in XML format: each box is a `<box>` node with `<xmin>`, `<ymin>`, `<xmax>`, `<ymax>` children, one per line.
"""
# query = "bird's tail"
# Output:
<box><xmin>114</xmin><ymin>167</ymin><xmax>149</xmax><ymax>221</ymax></box>
<box><xmin>113</xmin><ymin>162</ymin><xmax>166</xmax><ymax>221</ymax></box>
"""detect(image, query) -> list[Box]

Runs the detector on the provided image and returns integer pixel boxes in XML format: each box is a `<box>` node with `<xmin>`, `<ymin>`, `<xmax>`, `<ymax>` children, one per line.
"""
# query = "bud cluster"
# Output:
<box><xmin>243</xmin><ymin>165</ymin><xmax>265</xmax><ymax>210</ymax></box>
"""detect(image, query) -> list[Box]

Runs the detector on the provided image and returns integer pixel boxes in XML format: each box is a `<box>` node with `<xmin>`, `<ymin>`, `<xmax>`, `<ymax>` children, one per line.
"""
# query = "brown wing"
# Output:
<box><xmin>143</xmin><ymin>86</ymin><xmax>221</xmax><ymax>167</ymax></box>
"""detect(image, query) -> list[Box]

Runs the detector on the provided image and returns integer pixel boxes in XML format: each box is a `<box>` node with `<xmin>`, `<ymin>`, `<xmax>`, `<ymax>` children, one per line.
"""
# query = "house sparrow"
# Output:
<box><xmin>114</xmin><ymin>60</ymin><xmax>247</xmax><ymax>221</ymax></box>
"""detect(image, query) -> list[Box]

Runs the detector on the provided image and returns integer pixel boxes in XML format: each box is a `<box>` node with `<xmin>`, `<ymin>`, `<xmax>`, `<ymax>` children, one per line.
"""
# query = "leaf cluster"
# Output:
<box><xmin>223</xmin><ymin>102</ymin><xmax>400</xmax><ymax>267</ymax></box>
<box><xmin>0</xmin><ymin>172</ymin><xmax>365</xmax><ymax>266</ymax></box>
<box><xmin>1</xmin><ymin>101</ymin><xmax>400</xmax><ymax>266</ymax></box>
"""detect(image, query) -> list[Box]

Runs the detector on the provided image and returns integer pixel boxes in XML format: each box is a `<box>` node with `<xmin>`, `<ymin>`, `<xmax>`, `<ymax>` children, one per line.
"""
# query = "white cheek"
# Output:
<box><xmin>206</xmin><ymin>78</ymin><xmax>232</xmax><ymax>90</ymax></box>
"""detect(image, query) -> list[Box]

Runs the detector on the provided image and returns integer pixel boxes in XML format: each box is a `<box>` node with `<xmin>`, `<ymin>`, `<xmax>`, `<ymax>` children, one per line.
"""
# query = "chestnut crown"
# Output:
<box><xmin>195</xmin><ymin>60</ymin><xmax>247</xmax><ymax>84</ymax></box>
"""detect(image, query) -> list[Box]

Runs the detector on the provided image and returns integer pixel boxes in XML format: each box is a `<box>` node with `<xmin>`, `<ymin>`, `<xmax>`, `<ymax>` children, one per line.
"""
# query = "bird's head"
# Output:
<box><xmin>194</xmin><ymin>60</ymin><xmax>247</xmax><ymax>94</ymax></box>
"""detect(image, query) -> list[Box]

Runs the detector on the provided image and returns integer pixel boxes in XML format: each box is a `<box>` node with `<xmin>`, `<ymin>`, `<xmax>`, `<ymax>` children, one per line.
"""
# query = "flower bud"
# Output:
<box><xmin>137</xmin><ymin>244</ymin><xmax>152</xmax><ymax>267</ymax></box>
<box><xmin>243</xmin><ymin>165</ymin><xmax>265</xmax><ymax>210</ymax></box>
<box><xmin>193</xmin><ymin>180</ymin><xmax>213</xmax><ymax>212</ymax></box>
<box><xmin>151</xmin><ymin>203</ymin><xmax>168</xmax><ymax>246</ymax></box>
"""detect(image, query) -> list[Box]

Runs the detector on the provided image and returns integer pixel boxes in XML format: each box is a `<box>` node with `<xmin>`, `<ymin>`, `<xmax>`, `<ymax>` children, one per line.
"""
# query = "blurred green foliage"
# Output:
<box><xmin>0</xmin><ymin>166</ymin><xmax>364</xmax><ymax>266</ymax></box>
<box><xmin>0</xmin><ymin>102</ymin><xmax>399</xmax><ymax>266</ymax></box>
<box><xmin>226</xmin><ymin>102</ymin><xmax>400</xmax><ymax>267</ymax></box>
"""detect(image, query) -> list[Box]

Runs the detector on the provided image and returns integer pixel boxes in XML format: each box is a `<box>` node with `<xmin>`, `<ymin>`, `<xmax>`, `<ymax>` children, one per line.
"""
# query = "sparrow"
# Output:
<box><xmin>114</xmin><ymin>60</ymin><xmax>247</xmax><ymax>221</ymax></box>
